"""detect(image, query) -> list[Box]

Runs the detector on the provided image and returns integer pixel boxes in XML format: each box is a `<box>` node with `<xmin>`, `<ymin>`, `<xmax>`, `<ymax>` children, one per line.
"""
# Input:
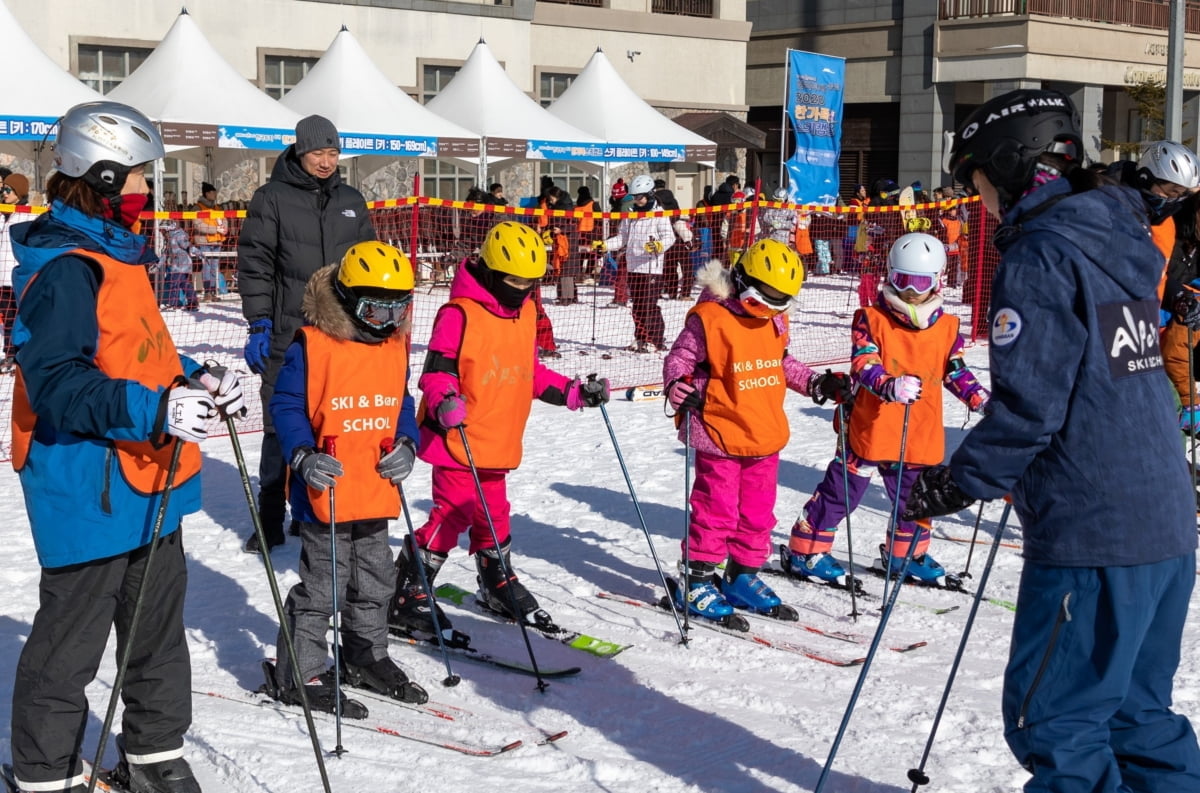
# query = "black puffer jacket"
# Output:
<box><xmin>237</xmin><ymin>145</ymin><xmax>374</xmax><ymax>382</ymax></box>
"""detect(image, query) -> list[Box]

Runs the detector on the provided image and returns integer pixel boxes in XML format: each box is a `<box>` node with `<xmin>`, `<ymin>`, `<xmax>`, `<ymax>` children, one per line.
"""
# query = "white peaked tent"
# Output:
<box><xmin>425</xmin><ymin>40</ymin><xmax>605</xmax><ymax>181</ymax></box>
<box><xmin>0</xmin><ymin>0</ymin><xmax>103</xmax><ymax>165</ymax></box>
<box><xmin>280</xmin><ymin>27</ymin><xmax>479</xmax><ymax>177</ymax></box>
<box><xmin>107</xmin><ymin>9</ymin><xmax>303</xmax><ymax>173</ymax></box>
<box><xmin>548</xmin><ymin>48</ymin><xmax>716</xmax><ymax>164</ymax></box>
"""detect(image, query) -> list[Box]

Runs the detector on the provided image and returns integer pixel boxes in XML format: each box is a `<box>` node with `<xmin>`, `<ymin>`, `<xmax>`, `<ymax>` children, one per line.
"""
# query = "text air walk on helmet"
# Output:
<box><xmin>734</xmin><ymin>239</ymin><xmax>805</xmax><ymax>318</ymax></box>
<box><xmin>946</xmin><ymin>88</ymin><xmax>1083</xmax><ymax>212</ymax></box>
<box><xmin>334</xmin><ymin>242</ymin><xmax>416</xmax><ymax>338</ymax></box>
<box><xmin>476</xmin><ymin>221</ymin><xmax>548</xmax><ymax>309</ymax></box>
<box><xmin>887</xmin><ymin>232</ymin><xmax>947</xmax><ymax>296</ymax></box>
<box><xmin>1137</xmin><ymin>140</ymin><xmax>1200</xmax><ymax>222</ymax></box>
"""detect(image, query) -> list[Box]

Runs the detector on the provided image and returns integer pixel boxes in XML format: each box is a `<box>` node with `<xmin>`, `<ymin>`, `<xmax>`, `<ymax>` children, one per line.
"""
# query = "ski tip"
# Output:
<box><xmin>500</xmin><ymin>740</ymin><xmax>524</xmax><ymax>753</ymax></box>
<box><xmin>540</xmin><ymin>729</ymin><xmax>570</xmax><ymax>744</ymax></box>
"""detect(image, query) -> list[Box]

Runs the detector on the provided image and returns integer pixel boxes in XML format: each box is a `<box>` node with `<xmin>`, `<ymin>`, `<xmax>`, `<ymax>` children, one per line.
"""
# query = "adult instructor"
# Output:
<box><xmin>238</xmin><ymin>114</ymin><xmax>375</xmax><ymax>553</ymax></box>
<box><xmin>904</xmin><ymin>89</ymin><xmax>1200</xmax><ymax>793</ymax></box>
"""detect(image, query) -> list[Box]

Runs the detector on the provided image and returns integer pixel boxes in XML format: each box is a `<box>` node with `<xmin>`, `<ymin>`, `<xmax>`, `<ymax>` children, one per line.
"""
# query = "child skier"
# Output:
<box><xmin>662</xmin><ymin>239</ymin><xmax>853</xmax><ymax>619</ymax></box>
<box><xmin>262</xmin><ymin>241</ymin><xmax>428</xmax><ymax>718</ymax></box>
<box><xmin>389</xmin><ymin>221</ymin><xmax>609</xmax><ymax>637</ymax></box>
<box><xmin>785</xmin><ymin>232</ymin><xmax>988</xmax><ymax>589</ymax></box>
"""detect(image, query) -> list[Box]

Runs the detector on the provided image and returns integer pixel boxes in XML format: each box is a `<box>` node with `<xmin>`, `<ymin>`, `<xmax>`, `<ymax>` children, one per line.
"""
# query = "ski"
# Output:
<box><xmin>434</xmin><ymin>582</ymin><xmax>631</xmax><ymax>658</ymax></box>
<box><xmin>389</xmin><ymin>633</ymin><xmax>582</xmax><ymax>679</ymax></box>
<box><xmin>594</xmin><ymin>591</ymin><xmax>868</xmax><ymax>667</ymax></box>
<box><xmin>869</xmin><ymin>558</ymin><xmax>971</xmax><ymax>594</ymax></box>
<box><xmin>735</xmin><ymin>608</ymin><xmax>927</xmax><ymax>652</ymax></box>
<box><xmin>192</xmin><ymin>688</ymin><xmax>524</xmax><ymax>757</ymax></box>
<box><xmin>940</xmin><ymin>534</ymin><xmax>1022</xmax><ymax>551</ymax></box>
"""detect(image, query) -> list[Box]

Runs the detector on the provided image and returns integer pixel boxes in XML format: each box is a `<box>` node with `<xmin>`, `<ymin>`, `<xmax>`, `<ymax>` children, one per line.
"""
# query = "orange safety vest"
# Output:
<box><xmin>690</xmin><ymin>301</ymin><xmax>791</xmax><ymax>456</ymax></box>
<box><xmin>425</xmin><ymin>298</ymin><xmax>536</xmax><ymax>470</ymax></box>
<box><xmin>1151</xmin><ymin>216</ymin><xmax>1175</xmax><ymax>304</ymax></box>
<box><xmin>728</xmin><ymin>211</ymin><xmax>749</xmax><ymax>250</ymax></box>
<box><xmin>301</xmin><ymin>327</ymin><xmax>408</xmax><ymax>523</ymax></box>
<box><xmin>12</xmin><ymin>249</ymin><xmax>201</xmax><ymax>492</ymax></box>
<box><xmin>848</xmin><ymin>306</ymin><xmax>958</xmax><ymax>466</ymax></box>
<box><xmin>577</xmin><ymin>200</ymin><xmax>596</xmax><ymax>234</ymax></box>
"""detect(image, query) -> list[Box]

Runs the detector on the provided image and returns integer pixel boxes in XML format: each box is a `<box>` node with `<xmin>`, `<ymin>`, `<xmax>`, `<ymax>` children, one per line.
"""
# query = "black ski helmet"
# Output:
<box><xmin>948</xmin><ymin>88</ymin><xmax>1082</xmax><ymax>209</ymax></box>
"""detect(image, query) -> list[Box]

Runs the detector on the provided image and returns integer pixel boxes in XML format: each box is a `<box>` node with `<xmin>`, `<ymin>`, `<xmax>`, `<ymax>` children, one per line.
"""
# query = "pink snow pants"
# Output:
<box><xmin>415</xmin><ymin>466</ymin><xmax>511</xmax><ymax>555</ymax></box>
<box><xmin>682</xmin><ymin>451</ymin><xmax>779</xmax><ymax>568</ymax></box>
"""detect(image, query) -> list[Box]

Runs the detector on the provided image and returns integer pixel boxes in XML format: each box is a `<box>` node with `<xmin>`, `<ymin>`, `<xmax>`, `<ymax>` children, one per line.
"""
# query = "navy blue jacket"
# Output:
<box><xmin>950</xmin><ymin>177</ymin><xmax>1196</xmax><ymax>567</ymax></box>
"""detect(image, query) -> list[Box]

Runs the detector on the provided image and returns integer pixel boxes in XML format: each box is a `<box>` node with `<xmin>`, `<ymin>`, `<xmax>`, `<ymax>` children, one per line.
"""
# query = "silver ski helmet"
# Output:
<box><xmin>948</xmin><ymin>89</ymin><xmax>1082</xmax><ymax>210</ymax></box>
<box><xmin>1136</xmin><ymin>140</ymin><xmax>1200</xmax><ymax>221</ymax></box>
<box><xmin>53</xmin><ymin>101</ymin><xmax>163</xmax><ymax>193</ymax></box>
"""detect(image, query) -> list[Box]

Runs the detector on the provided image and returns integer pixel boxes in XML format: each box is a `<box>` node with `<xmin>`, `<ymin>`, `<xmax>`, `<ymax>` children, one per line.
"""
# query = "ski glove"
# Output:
<box><xmin>197</xmin><ymin>367</ymin><xmax>246</xmax><ymax>419</ymax></box>
<box><xmin>291</xmin><ymin>446</ymin><xmax>343</xmax><ymax>493</ymax></box>
<box><xmin>1182</xmin><ymin>406</ymin><xmax>1200</xmax><ymax>436</ymax></box>
<box><xmin>566</xmin><ymin>376</ymin><xmax>611</xmax><ymax>410</ymax></box>
<box><xmin>1173</xmin><ymin>291</ymin><xmax>1200</xmax><ymax>331</ymax></box>
<box><xmin>667</xmin><ymin>379</ymin><xmax>702</xmax><ymax>412</ymax></box>
<box><xmin>809</xmin><ymin>370</ymin><xmax>854</xmax><ymax>406</ymax></box>
<box><xmin>162</xmin><ymin>385</ymin><xmax>217</xmax><ymax>444</ymax></box>
<box><xmin>434</xmin><ymin>392</ymin><xmax>467</xmax><ymax>429</ymax></box>
<box><xmin>377</xmin><ymin>438</ymin><xmax>417</xmax><ymax>484</ymax></box>
<box><xmin>902</xmin><ymin>465</ymin><xmax>976</xmax><ymax>521</ymax></box>
<box><xmin>643</xmin><ymin>239</ymin><xmax>664</xmax><ymax>254</ymax></box>
<box><xmin>243</xmin><ymin>319</ymin><xmax>273</xmax><ymax>375</ymax></box>
<box><xmin>592</xmin><ymin>240</ymin><xmax>607</xmax><ymax>254</ymax></box>
<box><xmin>879</xmin><ymin>374</ymin><xmax>922</xmax><ymax>404</ymax></box>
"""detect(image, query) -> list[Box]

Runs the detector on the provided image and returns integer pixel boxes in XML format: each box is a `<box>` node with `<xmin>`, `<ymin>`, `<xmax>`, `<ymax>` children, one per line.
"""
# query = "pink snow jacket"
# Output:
<box><xmin>417</xmin><ymin>262</ymin><xmax>574</xmax><ymax>470</ymax></box>
<box><xmin>663</xmin><ymin>261</ymin><xmax>819</xmax><ymax>458</ymax></box>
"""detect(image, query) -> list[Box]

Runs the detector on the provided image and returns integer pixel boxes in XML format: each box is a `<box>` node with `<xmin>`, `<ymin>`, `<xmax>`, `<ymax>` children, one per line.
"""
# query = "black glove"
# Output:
<box><xmin>581</xmin><ymin>374</ymin><xmax>611</xmax><ymax>407</ymax></box>
<box><xmin>810</xmin><ymin>369</ymin><xmax>854</xmax><ymax>406</ymax></box>
<box><xmin>1173</xmin><ymin>291</ymin><xmax>1200</xmax><ymax>331</ymax></box>
<box><xmin>902</xmin><ymin>465</ymin><xmax>976</xmax><ymax>521</ymax></box>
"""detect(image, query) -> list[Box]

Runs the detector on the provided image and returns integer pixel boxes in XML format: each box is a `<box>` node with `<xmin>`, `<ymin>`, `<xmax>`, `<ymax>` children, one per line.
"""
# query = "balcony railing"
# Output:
<box><xmin>652</xmin><ymin>0</ymin><xmax>713</xmax><ymax>17</ymax></box>
<box><xmin>537</xmin><ymin>0</ymin><xmax>603</xmax><ymax>7</ymax></box>
<box><xmin>940</xmin><ymin>0</ymin><xmax>1200</xmax><ymax>33</ymax></box>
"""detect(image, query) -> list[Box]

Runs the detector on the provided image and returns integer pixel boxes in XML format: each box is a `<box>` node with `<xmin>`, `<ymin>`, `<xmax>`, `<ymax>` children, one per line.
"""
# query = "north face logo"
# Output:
<box><xmin>342</xmin><ymin>209</ymin><xmax>357</xmax><ymax>218</ymax></box>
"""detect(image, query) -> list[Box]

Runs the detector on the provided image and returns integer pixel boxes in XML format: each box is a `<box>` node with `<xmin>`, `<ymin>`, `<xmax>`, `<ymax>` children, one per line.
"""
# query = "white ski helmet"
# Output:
<box><xmin>1138</xmin><ymin>140</ymin><xmax>1200</xmax><ymax>189</ymax></box>
<box><xmin>887</xmin><ymin>233</ymin><xmax>946</xmax><ymax>295</ymax></box>
<box><xmin>773</xmin><ymin>187</ymin><xmax>789</xmax><ymax>201</ymax></box>
<box><xmin>629</xmin><ymin>174</ymin><xmax>655</xmax><ymax>196</ymax></box>
<box><xmin>53</xmin><ymin>101</ymin><xmax>164</xmax><ymax>181</ymax></box>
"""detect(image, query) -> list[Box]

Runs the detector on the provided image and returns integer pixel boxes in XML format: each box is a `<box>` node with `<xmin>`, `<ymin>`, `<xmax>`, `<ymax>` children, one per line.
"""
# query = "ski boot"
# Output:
<box><xmin>109</xmin><ymin>734</ymin><xmax>201</xmax><ymax>793</ymax></box>
<box><xmin>877</xmin><ymin>543</ymin><xmax>959</xmax><ymax>589</ymax></box>
<box><xmin>258</xmin><ymin>660</ymin><xmax>369</xmax><ymax>720</ymax></box>
<box><xmin>718</xmin><ymin>561</ymin><xmax>798</xmax><ymax>620</ymax></box>
<box><xmin>476</xmin><ymin>540</ymin><xmax>558</xmax><ymax>632</ymax></box>
<box><xmin>388</xmin><ymin>537</ymin><xmax>469</xmax><ymax>647</ymax></box>
<box><xmin>672</xmin><ymin>561</ymin><xmax>734</xmax><ymax>620</ymax></box>
<box><xmin>343</xmin><ymin>656</ymin><xmax>429</xmax><ymax>705</ymax></box>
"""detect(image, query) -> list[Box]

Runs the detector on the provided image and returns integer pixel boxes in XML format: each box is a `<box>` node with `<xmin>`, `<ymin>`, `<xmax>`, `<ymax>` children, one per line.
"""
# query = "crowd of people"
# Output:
<box><xmin>4</xmin><ymin>91</ymin><xmax>1200</xmax><ymax>793</ymax></box>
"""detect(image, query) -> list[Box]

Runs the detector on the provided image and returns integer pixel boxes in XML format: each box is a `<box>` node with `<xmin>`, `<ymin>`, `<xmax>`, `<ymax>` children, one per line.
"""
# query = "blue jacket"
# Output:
<box><xmin>950</xmin><ymin>178</ymin><xmax>1195</xmax><ymax>566</ymax></box>
<box><xmin>10</xmin><ymin>204</ymin><xmax>202</xmax><ymax>568</ymax></box>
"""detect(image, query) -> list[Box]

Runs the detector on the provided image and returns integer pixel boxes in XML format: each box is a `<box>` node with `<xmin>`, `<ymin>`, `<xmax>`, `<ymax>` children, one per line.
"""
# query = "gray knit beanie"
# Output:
<box><xmin>295</xmin><ymin>115</ymin><xmax>340</xmax><ymax>155</ymax></box>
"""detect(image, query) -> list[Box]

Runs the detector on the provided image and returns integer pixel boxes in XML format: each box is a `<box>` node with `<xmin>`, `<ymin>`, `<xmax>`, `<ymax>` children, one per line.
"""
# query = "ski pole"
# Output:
<box><xmin>455</xmin><ymin>425</ymin><xmax>548</xmax><ymax>692</ymax></box>
<box><xmin>594</xmin><ymin>384</ymin><xmax>687</xmax><ymax>645</ymax></box>
<box><xmin>680</xmin><ymin>384</ymin><xmax>695</xmax><ymax>638</ymax></box>
<box><xmin>322</xmin><ymin>435</ymin><xmax>346</xmax><ymax>757</ymax></box>
<box><xmin>958</xmin><ymin>500</ymin><xmax>986</xmax><ymax>580</ymax></box>
<box><xmin>1189</xmin><ymin>326</ymin><xmax>1196</xmax><ymax>505</ymax></box>
<box><xmin>224</xmin><ymin>409</ymin><xmax>331</xmax><ymax>793</ymax></box>
<box><xmin>835</xmin><ymin>401</ymin><xmax>860</xmax><ymax>621</ymax></box>
<box><xmin>380</xmin><ymin>438</ymin><xmax>461</xmax><ymax>688</ymax></box>
<box><xmin>815</xmin><ymin>420</ymin><xmax>926</xmax><ymax>793</ymax></box>
<box><xmin>881</xmin><ymin>403</ymin><xmax>913</xmax><ymax>605</ymax></box>
<box><xmin>88</xmin><ymin>439</ymin><xmax>184</xmax><ymax>793</ymax></box>
<box><xmin>908</xmin><ymin>502</ymin><xmax>1013</xmax><ymax>792</ymax></box>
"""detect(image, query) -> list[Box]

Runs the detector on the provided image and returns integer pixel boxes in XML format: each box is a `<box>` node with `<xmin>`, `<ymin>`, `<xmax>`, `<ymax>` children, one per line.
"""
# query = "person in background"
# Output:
<box><xmin>609</xmin><ymin>177</ymin><xmax>627</xmax><ymax>213</ymax></box>
<box><xmin>159</xmin><ymin>217</ymin><xmax>199</xmax><ymax>312</ymax></box>
<box><xmin>8</xmin><ymin>99</ymin><xmax>246</xmax><ymax>793</ymax></box>
<box><xmin>654</xmin><ymin>178</ymin><xmax>692</xmax><ymax>300</ymax></box>
<box><xmin>192</xmin><ymin>181</ymin><xmax>226</xmax><ymax>301</ymax></box>
<box><xmin>0</xmin><ymin>173</ymin><xmax>35</xmax><ymax>372</ymax></box>
<box><xmin>488</xmin><ymin>182</ymin><xmax>507</xmax><ymax>206</ymax></box>
<box><xmin>575</xmin><ymin>185</ymin><xmax>599</xmax><ymax>282</ymax></box>
<box><xmin>237</xmin><ymin>114</ymin><xmax>375</xmax><ymax>554</ymax></box>
<box><xmin>905</xmin><ymin>87</ymin><xmax>1200</xmax><ymax>793</ymax></box>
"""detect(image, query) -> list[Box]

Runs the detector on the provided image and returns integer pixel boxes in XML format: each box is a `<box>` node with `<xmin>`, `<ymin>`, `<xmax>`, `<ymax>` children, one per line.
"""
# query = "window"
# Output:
<box><xmin>422</xmin><ymin>64</ymin><xmax>460</xmax><ymax>105</ymax></box>
<box><xmin>537</xmin><ymin>72</ymin><xmax>595</xmax><ymax>198</ymax></box>
<box><xmin>421</xmin><ymin>65</ymin><xmax>471</xmax><ymax>200</ymax></box>
<box><xmin>263</xmin><ymin>55</ymin><xmax>318</xmax><ymax>99</ymax></box>
<box><xmin>77</xmin><ymin>45</ymin><xmax>152</xmax><ymax>94</ymax></box>
<box><xmin>539</xmin><ymin>72</ymin><xmax>575</xmax><ymax>108</ymax></box>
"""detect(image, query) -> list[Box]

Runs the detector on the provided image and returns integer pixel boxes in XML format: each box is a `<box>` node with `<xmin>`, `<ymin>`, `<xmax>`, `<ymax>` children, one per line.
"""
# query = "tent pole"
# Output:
<box><xmin>478</xmin><ymin>137</ymin><xmax>487</xmax><ymax>190</ymax></box>
<box><xmin>779</xmin><ymin>49</ymin><xmax>791</xmax><ymax>191</ymax></box>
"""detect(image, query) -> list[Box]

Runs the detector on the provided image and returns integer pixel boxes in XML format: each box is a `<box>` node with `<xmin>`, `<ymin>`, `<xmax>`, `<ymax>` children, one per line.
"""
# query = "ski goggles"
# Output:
<box><xmin>354</xmin><ymin>294</ymin><xmax>412</xmax><ymax>329</ymax></box>
<box><xmin>889</xmin><ymin>270</ymin><xmax>938</xmax><ymax>295</ymax></box>
<box><xmin>739</xmin><ymin>284</ymin><xmax>792</xmax><ymax>318</ymax></box>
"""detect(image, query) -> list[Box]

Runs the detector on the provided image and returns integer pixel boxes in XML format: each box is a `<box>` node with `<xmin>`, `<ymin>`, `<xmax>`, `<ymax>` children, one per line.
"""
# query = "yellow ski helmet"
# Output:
<box><xmin>480</xmin><ymin>221</ymin><xmax>547</xmax><ymax>279</ymax></box>
<box><xmin>739</xmin><ymin>239</ymin><xmax>804</xmax><ymax>298</ymax></box>
<box><xmin>335</xmin><ymin>242</ymin><xmax>414</xmax><ymax>337</ymax></box>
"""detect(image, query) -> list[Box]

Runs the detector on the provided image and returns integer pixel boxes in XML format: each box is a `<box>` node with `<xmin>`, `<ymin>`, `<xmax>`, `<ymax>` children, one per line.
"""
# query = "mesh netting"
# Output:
<box><xmin>0</xmin><ymin>195</ymin><xmax>998</xmax><ymax>461</ymax></box>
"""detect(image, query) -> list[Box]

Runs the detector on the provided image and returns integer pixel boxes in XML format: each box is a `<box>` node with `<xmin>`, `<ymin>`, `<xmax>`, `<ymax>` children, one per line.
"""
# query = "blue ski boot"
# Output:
<box><xmin>719</xmin><ymin>561</ymin><xmax>781</xmax><ymax>612</ymax></box>
<box><xmin>673</xmin><ymin>561</ymin><xmax>734</xmax><ymax>619</ymax></box>
<box><xmin>788</xmin><ymin>550</ymin><xmax>847</xmax><ymax>583</ymax></box>
<box><xmin>879</xmin><ymin>543</ymin><xmax>949</xmax><ymax>585</ymax></box>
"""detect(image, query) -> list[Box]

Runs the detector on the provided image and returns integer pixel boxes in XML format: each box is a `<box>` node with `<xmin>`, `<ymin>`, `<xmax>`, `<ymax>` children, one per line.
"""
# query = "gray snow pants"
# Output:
<box><xmin>274</xmin><ymin>519</ymin><xmax>393</xmax><ymax>691</ymax></box>
<box><xmin>11</xmin><ymin>529</ymin><xmax>191</xmax><ymax>790</ymax></box>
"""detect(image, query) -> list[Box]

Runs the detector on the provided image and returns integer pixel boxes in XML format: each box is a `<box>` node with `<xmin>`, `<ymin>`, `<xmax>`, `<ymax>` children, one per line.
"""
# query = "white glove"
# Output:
<box><xmin>880</xmin><ymin>375</ymin><xmax>922</xmax><ymax>405</ymax></box>
<box><xmin>164</xmin><ymin>386</ymin><xmax>217</xmax><ymax>443</ymax></box>
<box><xmin>197</xmin><ymin>368</ymin><xmax>246</xmax><ymax>419</ymax></box>
<box><xmin>672</xmin><ymin>220</ymin><xmax>693</xmax><ymax>244</ymax></box>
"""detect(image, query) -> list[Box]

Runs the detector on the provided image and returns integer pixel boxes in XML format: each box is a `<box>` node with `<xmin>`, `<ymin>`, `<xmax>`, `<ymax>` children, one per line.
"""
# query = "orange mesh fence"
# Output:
<box><xmin>0</xmin><ymin>195</ymin><xmax>997</xmax><ymax>461</ymax></box>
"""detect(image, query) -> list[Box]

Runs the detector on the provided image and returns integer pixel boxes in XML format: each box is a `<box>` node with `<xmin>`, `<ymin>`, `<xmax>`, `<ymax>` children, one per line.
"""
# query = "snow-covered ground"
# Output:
<box><xmin>1</xmin><ymin>324</ymin><xmax>1198</xmax><ymax>793</ymax></box>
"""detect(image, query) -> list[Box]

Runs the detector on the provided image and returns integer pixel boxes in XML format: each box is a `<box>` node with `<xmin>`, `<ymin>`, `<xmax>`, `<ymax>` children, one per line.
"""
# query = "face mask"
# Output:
<box><xmin>493</xmin><ymin>279</ymin><xmax>534</xmax><ymax>309</ymax></box>
<box><xmin>114</xmin><ymin>193</ymin><xmax>149</xmax><ymax>230</ymax></box>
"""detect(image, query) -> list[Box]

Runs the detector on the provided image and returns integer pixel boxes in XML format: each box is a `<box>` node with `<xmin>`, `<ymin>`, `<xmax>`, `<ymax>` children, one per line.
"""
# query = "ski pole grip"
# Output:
<box><xmin>380</xmin><ymin>437</ymin><xmax>395</xmax><ymax>456</ymax></box>
<box><xmin>322</xmin><ymin>435</ymin><xmax>337</xmax><ymax>457</ymax></box>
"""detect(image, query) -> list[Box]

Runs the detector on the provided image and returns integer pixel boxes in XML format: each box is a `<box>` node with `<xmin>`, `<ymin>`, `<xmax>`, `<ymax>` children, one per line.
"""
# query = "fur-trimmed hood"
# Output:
<box><xmin>301</xmin><ymin>262</ymin><xmax>412</xmax><ymax>343</ymax></box>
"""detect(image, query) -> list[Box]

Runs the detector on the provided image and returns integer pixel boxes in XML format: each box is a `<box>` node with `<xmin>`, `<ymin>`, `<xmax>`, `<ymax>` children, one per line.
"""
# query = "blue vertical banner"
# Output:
<box><xmin>784</xmin><ymin>50</ymin><xmax>846</xmax><ymax>205</ymax></box>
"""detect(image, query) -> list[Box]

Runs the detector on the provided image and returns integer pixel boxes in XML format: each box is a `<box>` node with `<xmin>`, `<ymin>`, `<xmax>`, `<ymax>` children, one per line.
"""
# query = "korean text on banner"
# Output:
<box><xmin>783</xmin><ymin>50</ymin><xmax>846</xmax><ymax>205</ymax></box>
